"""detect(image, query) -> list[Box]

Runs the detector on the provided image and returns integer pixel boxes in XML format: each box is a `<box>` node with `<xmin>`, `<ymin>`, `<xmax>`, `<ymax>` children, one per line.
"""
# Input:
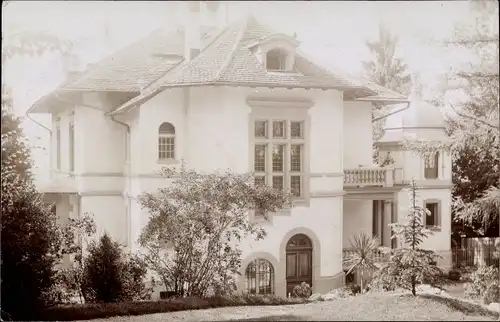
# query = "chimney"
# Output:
<box><xmin>184</xmin><ymin>1</ymin><xmax>202</xmax><ymax>61</ymax></box>
<box><xmin>63</xmin><ymin>52</ymin><xmax>86</xmax><ymax>81</ymax></box>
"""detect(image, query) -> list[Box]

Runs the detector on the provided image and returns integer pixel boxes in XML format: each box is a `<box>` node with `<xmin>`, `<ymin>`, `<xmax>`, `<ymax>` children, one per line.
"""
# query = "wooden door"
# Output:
<box><xmin>286</xmin><ymin>234</ymin><xmax>313</xmax><ymax>296</ymax></box>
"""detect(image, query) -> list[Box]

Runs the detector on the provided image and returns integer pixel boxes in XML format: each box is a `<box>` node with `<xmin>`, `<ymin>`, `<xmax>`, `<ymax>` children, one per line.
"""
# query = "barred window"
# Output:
<box><xmin>245</xmin><ymin>259</ymin><xmax>274</xmax><ymax>295</ymax></box>
<box><xmin>424</xmin><ymin>152</ymin><xmax>439</xmax><ymax>179</ymax></box>
<box><xmin>158</xmin><ymin>122</ymin><xmax>176</xmax><ymax>160</ymax></box>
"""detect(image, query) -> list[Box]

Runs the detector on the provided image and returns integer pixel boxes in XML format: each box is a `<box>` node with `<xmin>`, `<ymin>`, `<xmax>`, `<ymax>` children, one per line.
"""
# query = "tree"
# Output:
<box><xmin>80</xmin><ymin>233</ymin><xmax>153</xmax><ymax>303</ymax></box>
<box><xmin>403</xmin><ymin>0</ymin><xmax>499</xmax><ymax>234</ymax></box>
<box><xmin>138</xmin><ymin>164</ymin><xmax>292</xmax><ymax>297</ymax></box>
<box><xmin>342</xmin><ymin>232</ymin><xmax>381</xmax><ymax>293</ymax></box>
<box><xmin>362</xmin><ymin>23</ymin><xmax>412</xmax><ymax>163</ymax></box>
<box><xmin>1</xmin><ymin>17</ymin><xmax>79</xmax><ymax>319</ymax></box>
<box><xmin>372</xmin><ymin>180</ymin><xmax>444</xmax><ymax>296</ymax></box>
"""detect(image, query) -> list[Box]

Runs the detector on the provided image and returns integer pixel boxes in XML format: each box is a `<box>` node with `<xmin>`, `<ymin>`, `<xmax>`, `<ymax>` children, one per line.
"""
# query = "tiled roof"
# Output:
<box><xmin>109</xmin><ymin>16</ymin><xmax>379</xmax><ymax>115</ymax></box>
<box><xmin>30</xmin><ymin>15</ymin><xmax>407</xmax><ymax>115</ymax></box>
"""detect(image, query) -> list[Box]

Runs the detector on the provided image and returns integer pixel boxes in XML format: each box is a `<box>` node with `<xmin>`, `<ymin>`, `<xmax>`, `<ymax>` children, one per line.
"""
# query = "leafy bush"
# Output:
<box><xmin>465</xmin><ymin>265</ymin><xmax>500</xmax><ymax>304</ymax></box>
<box><xmin>36</xmin><ymin>294</ymin><xmax>306</xmax><ymax>321</ymax></box>
<box><xmin>81</xmin><ymin>234</ymin><xmax>153</xmax><ymax>303</ymax></box>
<box><xmin>292</xmin><ymin>282</ymin><xmax>312</xmax><ymax>298</ymax></box>
<box><xmin>138</xmin><ymin>165</ymin><xmax>292</xmax><ymax>297</ymax></box>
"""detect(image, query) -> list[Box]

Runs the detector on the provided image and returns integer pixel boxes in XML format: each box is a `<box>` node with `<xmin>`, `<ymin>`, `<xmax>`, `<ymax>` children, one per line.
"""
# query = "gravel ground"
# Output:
<box><xmin>83</xmin><ymin>293</ymin><xmax>498</xmax><ymax>322</ymax></box>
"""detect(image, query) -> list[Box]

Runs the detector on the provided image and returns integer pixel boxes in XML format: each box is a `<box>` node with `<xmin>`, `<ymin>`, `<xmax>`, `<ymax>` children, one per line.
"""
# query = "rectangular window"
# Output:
<box><xmin>69</xmin><ymin>113</ymin><xmax>75</xmax><ymax>172</ymax></box>
<box><xmin>425</xmin><ymin>202</ymin><xmax>439</xmax><ymax>227</ymax></box>
<box><xmin>424</xmin><ymin>152</ymin><xmax>439</xmax><ymax>179</ymax></box>
<box><xmin>158</xmin><ymin>137</ymin><xmax>175</xmax><ymax>159</ymax></box>
<box><xmin>55</xmin><ymin>118</ymin><xmax>61</xmax><ymax>170</ymax></box>
<box><xmin>253</xmin><ymin>119</ymin><xmax>306</xmax><ymax>201</ymax></box>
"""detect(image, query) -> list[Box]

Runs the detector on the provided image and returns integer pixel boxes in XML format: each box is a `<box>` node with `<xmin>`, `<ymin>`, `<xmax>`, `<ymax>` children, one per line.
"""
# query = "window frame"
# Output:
<box><xmin>68</xmin><ymin>112</ymin><xmax>75</xmax><ymax>172</ymax></box>
<box><xmin>158</xmin><ymin>122</ymin><xmax>177</xmax><ymax>164</ymax></box>
<box><xmin>424</xmin><ymin>151</ymin><xmax>439</xmax><ymax>179</ymax></box>
<box><xmin>244</xmin><ymin>258</ymin><xmax>275</xmax><ymax>295</ymax></box>
<box><xmin>55</xmin><ymin>117</ymin><xmax>61</xmax><ymax>170</ymax></box>
<box><xmin>250</xmin><ymin>105</ymin><xmax>311</xmax><ymax>219</ymax></box>
<box><xmin>424</xmin><ymin>200</ymin><xmax>441</xmax><ymax>230</ymax></box>
<box><xmin>265</xmin><ymin>48</ymin><xmax>289</xmax><ymax>72</ymax></box>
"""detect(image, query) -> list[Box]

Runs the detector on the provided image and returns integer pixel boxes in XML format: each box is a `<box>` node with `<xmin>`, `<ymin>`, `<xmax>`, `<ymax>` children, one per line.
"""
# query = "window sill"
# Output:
<box><xmin>426</xmin><ymin>226</ymin><xmax>442</xmax><ymax>232</ymax></box>
<box><xmin>157</xmin><ymin>159</ymin><xmax>179</xmax><ymax>165</ymax></box>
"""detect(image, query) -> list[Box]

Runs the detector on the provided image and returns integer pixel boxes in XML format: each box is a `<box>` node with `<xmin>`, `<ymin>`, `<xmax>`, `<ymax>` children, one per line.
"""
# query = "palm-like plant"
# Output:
<box><xmin>343</xmin><ymin>232</ymin><xmax>381</xmax><ymax>293</ymax></box>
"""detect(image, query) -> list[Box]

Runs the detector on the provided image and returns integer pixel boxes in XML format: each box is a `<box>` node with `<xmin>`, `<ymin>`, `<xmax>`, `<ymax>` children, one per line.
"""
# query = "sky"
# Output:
<box><xmin>3</xmin><ymin>1</ymin><xmax>470</xmax><ymax>109</ymax></box>
<box><xmin>2</xmin><ymin>0</ymin><xmax>471</xmax><ymax>183</ymax></box>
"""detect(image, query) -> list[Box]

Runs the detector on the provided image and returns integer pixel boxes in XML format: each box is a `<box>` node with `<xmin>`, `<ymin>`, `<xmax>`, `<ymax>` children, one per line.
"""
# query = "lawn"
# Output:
<box><xmin>80</xmin><ymin>293</ymin><xmax>498</xmax><ymax>322</ymax></box>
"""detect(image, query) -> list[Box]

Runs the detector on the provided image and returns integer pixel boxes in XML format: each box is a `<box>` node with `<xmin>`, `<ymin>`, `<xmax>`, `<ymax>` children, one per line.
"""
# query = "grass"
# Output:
<box><xmin>80</xmin><ymin>293</ymin><xmax>498</xmax><ymax>322</ymax></box>
<box><xmin>35</xmin><ymin>294</ymin><xmax>306</xmax><ymax>321</ymax></box>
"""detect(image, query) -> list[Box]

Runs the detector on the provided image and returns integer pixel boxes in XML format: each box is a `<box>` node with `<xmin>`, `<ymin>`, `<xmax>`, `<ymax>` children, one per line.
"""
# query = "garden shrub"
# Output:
<box><xmin>465</xmin><ymin>265</ymin><xmax>500</xmax><ymax>304</ymax></box>
<box><xmin>292</xmin><ymin>282</ymin><xmax>312</xmax><ymax>298</ymax></box>
<box><xmin>81</xmin><ymin>233</ymin><xmax>153</xmax><ymax>303</ymax></box>
<box><xmin>36</xmin><ymin>294</ymin><xmax>306</xmax><ymax>321</ymax></box>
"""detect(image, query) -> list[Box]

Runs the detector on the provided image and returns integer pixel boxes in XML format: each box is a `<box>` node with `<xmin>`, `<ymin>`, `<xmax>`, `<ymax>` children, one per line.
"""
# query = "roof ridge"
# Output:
<box><xmin>213</xmin><ymin>17</ymin><xmax>251</xmax><ymax>83</ymax></box>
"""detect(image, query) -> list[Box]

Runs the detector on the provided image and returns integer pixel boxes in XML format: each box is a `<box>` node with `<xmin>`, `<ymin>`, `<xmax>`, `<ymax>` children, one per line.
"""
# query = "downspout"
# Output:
<box><xmin>110</xmin><ymin>115</ymin><xmax>132</xmax><ymax>250</ymax></box>
<box><xmin>372</xmin><ymin>101</ymin><xmax>411</xmax><ymax>122</ymax></box>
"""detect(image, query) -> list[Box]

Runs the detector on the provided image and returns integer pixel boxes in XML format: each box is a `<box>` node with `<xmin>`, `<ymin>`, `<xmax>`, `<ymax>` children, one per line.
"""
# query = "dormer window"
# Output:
<box><xmin>266</xmin><ymin>49</ymin><xmax>288</xmax><ymax>71</ymax></box>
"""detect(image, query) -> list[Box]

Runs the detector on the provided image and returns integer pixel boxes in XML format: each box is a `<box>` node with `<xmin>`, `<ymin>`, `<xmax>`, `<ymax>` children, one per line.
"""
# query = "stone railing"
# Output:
<box><xmin>343</xmin><ymin>167</ymin><xmax>392</xmax><ymax>187</ymax></box>
<box><xmin>342</xmin><ymin>248</ymin><xmax>389</xmax><ymax>264</ymax></box>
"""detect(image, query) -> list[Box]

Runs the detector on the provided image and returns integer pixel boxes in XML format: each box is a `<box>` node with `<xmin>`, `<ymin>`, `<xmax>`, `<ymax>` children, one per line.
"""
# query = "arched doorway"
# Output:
<box><xmin>286</xmin><ymin>234</ymin><xmax>313</xmax><ymax>296</ymax></box>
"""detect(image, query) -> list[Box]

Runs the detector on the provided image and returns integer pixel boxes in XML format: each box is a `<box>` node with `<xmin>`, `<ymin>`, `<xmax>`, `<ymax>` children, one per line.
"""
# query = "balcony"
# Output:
<box><xmin>343</xmin><ymin>167</ymin><xmax>403</xmax><ymax>188</ymax></box>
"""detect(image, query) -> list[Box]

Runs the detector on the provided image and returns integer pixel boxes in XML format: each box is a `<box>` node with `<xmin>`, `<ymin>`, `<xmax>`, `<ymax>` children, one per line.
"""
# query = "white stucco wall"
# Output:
<box><xmin>343</xmin><ymin>101</ymin><xmax>373</xmax><ymax>168</ymax></box>
<box><xmin>80</xmin><ymin>195</ymin><xmax>128</xmax><ymax>246</ymax></box>
<box><xmin>342</xmin><ymin>199</ymin><xmax>373</xmax><ymax>246</ymax></box>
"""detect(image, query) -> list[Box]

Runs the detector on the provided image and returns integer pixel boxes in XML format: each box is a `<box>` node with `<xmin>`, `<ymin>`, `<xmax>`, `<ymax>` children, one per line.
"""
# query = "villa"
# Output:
<box><xmin>28</xmin><ymin>1</ymin><xmax>452</xmax><ymax>298</ymax></box>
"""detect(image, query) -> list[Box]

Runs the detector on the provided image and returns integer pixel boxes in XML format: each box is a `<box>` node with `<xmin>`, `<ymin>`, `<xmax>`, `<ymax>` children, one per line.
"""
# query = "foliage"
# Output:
<box><xmin>362</xmin><ymin>22</ymin><xmax>412</xmax><ymax>163</ymax></box>
<box><xmin>79</xmin><ymin>233</ymin><xmax>153</xmax><ymax>303</ymax></box>
<box><xmin>464</xmin><ymin>265</ymin><xmax>500</xmax><ymax>305</ymax></box>
<box><xmin>343</xmin><ymin>232</ymin><xmax>381</xmax><ymax>293</ymax></box>
<box><xmin>36</xmin><ymin>294</ymin><xmax>306</xmax><ymax>321</ymax></box>
<box><xmin>292</xmin><ymin>282</ymin><xmax>312</xmax><ymax>299</ymax></box>
<box><xmin>372</xmin><ymin>180</ymin><xmax>445</xmax><ymax>295</ymax></box>
<box><xmin>1</xmin><ymin>92</ymin><xmax>96</xmax><ymax>319</ymax></box>
<box><xmin>404</xmin><ymin>0</ymin><xmax>499</xmax><ymax>234</ymax></box>
<box><xmin>138</xmin><ymin>163</ymin><xmax>292</xmax><ymax>298</ymax></box>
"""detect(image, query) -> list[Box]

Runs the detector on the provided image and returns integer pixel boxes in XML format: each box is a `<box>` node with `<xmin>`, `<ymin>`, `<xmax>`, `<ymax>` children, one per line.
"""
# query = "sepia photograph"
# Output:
<box><xmin>1</xmin><ymin>1</ymin><xmax>499</xmax><ymax>321</ymax></box>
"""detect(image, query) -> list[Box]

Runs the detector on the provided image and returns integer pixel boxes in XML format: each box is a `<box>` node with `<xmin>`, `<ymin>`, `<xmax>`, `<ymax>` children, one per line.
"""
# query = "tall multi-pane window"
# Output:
<box><xmin>253</xmin><ymin>119</ymin><xmax>306</xmax><ymax>213</ymax></box>
<box><xmin>424</xmin><ymin>151</ymin><xmax>439</xmax><ymax>179</ymax></box>
<box><xmin>158</xmin><ymin>122</ymin><xmax>176</xmax><ymax>160</ymax></box>
<box><xmin>69</xmin><ymin>113</ymin><xmax>75</xmax><ymax>172</ymax></box>
<box><xmin>55</xmin><ymin>117</ymin><xmax>61</xmax><ymax>170</ymax></box>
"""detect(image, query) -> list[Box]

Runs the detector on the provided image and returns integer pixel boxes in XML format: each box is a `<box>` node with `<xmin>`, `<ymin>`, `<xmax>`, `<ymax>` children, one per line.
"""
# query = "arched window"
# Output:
<box><xmin>266</xmin><ymin>49</ymin><xmax>288</xmax><ymax>71</ymax></box>
<box><xmin>158</xmin><ymin>122</ymin><xmax>175</xmax><ymax>160</ymax></box>
<box><xmin>245</xmin><ymin>258</ymin><xmax>274</xmax><ymax>295</ymax></box>
<box><xmin>424</xmin><ymin>151</ymin><xmax>439</xmax><ymax>179</ymax></box>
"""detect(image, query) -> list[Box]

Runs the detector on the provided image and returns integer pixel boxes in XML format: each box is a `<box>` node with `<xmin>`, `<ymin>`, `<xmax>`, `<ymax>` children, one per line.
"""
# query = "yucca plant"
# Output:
<box><xmin>343</xmin><ymin>232</ymin><xmax>381</xmax><ymax>293</ymax></box>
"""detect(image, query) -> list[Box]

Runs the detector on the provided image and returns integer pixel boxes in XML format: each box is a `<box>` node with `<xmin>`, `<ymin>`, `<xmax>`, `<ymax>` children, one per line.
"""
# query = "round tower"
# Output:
<box><xmin>376</xmin><ymin>73</ymin><xmax>453</xmax><ymax>271</ymax></box>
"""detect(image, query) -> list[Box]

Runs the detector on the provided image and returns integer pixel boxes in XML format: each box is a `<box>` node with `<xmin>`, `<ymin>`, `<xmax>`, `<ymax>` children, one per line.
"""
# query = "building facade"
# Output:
<box><xmin>28</xmin><ymin>1</ymin><xmax>452</xmax><ymax>298</ymax></box>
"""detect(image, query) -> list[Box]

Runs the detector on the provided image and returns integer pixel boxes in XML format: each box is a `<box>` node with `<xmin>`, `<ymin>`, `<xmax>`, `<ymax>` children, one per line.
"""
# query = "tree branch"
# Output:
<box><xmin>449</xmin><ymin>102</ymin><xmax>499</xmax><ymax>129</ymax></box>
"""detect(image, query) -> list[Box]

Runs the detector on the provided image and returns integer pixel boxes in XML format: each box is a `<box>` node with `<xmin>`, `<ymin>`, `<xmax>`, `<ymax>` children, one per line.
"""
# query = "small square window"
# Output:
<box><xmin>290</xmin><ymin>121</ymin><xmax>303</xmax><ymax>139</ymax></box>
<box><xmin>272</xmin><ymin>121</ymin><xmax>286</xmax><ymax>138</ymax></box>
<box><xmin>255</xmin><ymin>121</ymin><xmax>268</xmax><ymax>138</ymax></box>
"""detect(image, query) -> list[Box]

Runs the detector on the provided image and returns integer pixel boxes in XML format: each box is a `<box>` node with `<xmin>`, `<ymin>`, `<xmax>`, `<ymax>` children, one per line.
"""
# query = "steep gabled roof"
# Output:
<box><xmin>109</xmin><ymin>16</ymin><xmax>377</xmax><ymax>115</ymax></box>
<box><xmin>29</xmin><ymin>15</ymin><xmax>407</xmax><ymax>115</ymax></box>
